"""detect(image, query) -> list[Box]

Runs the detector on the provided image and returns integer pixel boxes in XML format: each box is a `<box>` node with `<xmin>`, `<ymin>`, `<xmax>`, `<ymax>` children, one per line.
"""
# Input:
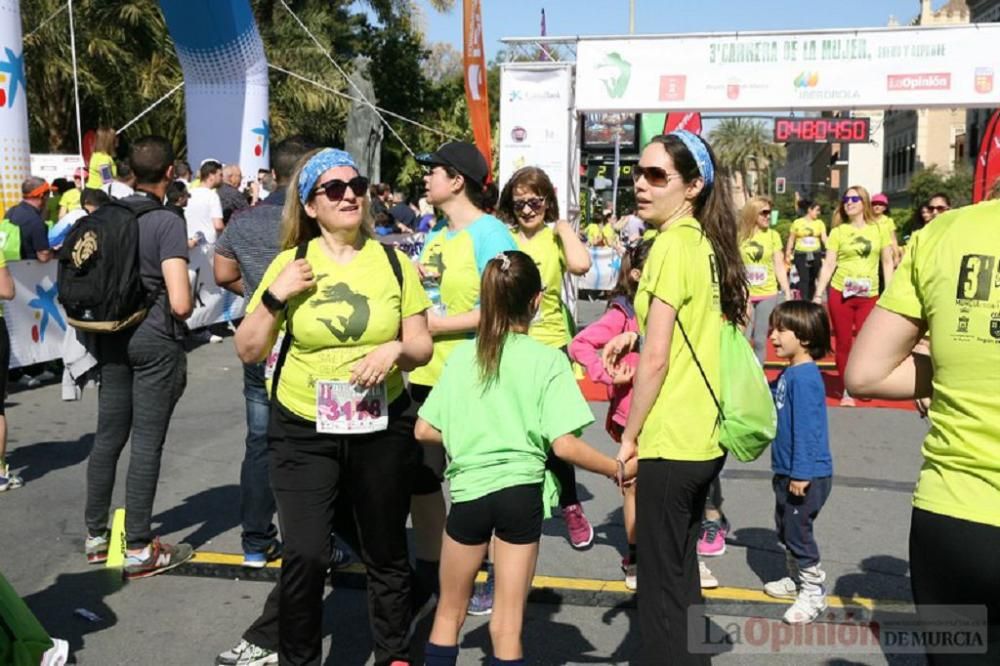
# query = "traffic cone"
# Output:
<box><xmin>106</xmin><ymin>508</ymin><xmax>126</xmax><ymax>568</ymax></box>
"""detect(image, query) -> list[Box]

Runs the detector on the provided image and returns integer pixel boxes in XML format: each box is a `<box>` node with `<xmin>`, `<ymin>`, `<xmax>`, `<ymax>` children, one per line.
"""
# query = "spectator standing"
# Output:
<box><xmin>86</xmin><ymin>128</ymin><xmax>118</xmax><ymax>190</ymax></box>
<box><xmin>165</xmin><ymin>181</ymin><xmax>189</xmax><ymax>221</ymax></box>
<box><xmin>57</xmin><ymin>167</ymin><xmax>87</xmax><ymax>218</ymax></box>
<box><xmin>83</xmin><ymin>135</ymin><xmax>195</xmax><ymax>579</ymax></box>
<box><xmin>174</xmin><ymin>160</ymin><xmax>192</xmax><ymax>186</ymax></box>
<box><xmin>389</xmin><ymin>191</ymin><xmax>417</xmax><ymax>233</ymax></box>
<box><xmin>219</xmin><ymin>164</ymin><xmax>250</xmax><ymax>224</ymax></box>
<box><xmin>4</xmin><ymin>177</ymin><xmax>53</xmax><ymax>263</ymax></box>
<box><xmin>102</xmin><ymin>160</ymin><xmax>135</xmax><ymax>199</ymax></box>
<box><xmin>185</xmin><ymin>160</ymin><xmax>225</xmax><ymax>245</ymax></box>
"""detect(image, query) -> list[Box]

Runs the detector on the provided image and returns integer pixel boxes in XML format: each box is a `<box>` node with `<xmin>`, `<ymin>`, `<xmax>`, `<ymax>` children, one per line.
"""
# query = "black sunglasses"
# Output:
<box><xmin>928</xmin><ymin>205</ymin><xmax>950</xmax><ymax>213</ymax></box>
<box><xmin>759</xmin><ymin>209</ymin><xmax>772</xmax><ymax>217</ymax></box>
<box><xmin>632</xmin><ymin>165</ymin><xmax>682</xmax><ymax>188</ymax></box>
<box><xmin>314</xmin><ymin>176</ymin><xmax>369</xmax><ymax>202</ymax></box>
<box><xmin>513</xmin><ymin>197</ymin><xmax>546</xmax><ymax>213</ymax></box>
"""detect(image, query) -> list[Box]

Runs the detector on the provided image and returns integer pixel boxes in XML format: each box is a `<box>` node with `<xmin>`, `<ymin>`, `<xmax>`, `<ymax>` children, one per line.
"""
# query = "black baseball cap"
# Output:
<box><xmin>416</xmin><ymin>142</ymin><xmax>489</xmax><ymax>186</ymax></box>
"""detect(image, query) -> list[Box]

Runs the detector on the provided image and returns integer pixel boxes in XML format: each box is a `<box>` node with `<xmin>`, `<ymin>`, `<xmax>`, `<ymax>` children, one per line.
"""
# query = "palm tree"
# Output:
<box><xmin>708</xmin><ymin>118</ymin><xmax>786</xmax><ymax>200</ymax></box>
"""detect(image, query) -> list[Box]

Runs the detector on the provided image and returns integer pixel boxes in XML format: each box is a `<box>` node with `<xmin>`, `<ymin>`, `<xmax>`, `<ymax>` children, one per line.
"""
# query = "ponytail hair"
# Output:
<box><xmin>649</xmin><ymin>134</ymin><xmax>749</xmax><ymax>326</ymax></box>
<box><xmin>476</xmin><ymin>251</ymin><xmax>542</xmax><ymax>385</ymax></box>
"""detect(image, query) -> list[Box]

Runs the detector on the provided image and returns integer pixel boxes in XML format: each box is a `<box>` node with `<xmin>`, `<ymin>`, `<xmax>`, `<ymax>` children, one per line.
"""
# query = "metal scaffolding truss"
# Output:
<box><xmin>498</xmin><ymin>36</ymin><xmax>577</xmax><ymax>63</ymax></box>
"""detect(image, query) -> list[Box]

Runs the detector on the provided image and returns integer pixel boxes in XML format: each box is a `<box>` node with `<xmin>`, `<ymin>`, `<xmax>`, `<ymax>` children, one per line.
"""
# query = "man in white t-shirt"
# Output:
<box><xmin>102</xmin><ymin>160</ymin><xmax>136</xmax><ymax>199</ymax></box>
<box><xmin>185</xmin><ymin>159</ymin><xmax>224</xmax><ymax>245</ymax></box>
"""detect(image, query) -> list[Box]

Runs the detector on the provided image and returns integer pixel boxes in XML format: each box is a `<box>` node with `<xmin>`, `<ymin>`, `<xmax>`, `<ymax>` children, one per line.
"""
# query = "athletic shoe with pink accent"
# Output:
<box><xmin>697</xmin><ymin>518</ymin><xmax>729</xmax><ymax>557</ymax></box>
<box><xmin>561</xmin><ymin>503</ymin><xmax>594</xmax><ymax>549</ymax></box>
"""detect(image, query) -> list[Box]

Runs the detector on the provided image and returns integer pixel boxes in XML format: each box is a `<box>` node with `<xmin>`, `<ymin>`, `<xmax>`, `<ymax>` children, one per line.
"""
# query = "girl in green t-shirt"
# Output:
<box><xmin>497</xmin><ymin>166</ymin><xmax>598</xmax><ymax>552</ymax></box>
<box><xmin>416</xmin><ymin>251</ymin><xmax>630</xmax><ymax>666</ymax></box>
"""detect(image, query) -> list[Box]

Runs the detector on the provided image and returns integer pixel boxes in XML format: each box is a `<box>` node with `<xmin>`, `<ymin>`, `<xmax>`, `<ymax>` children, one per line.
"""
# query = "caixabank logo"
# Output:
<box><xmin>0</xmin><ymin>45</ymin><xmax>26</xmax><ymax>108</ymax></box>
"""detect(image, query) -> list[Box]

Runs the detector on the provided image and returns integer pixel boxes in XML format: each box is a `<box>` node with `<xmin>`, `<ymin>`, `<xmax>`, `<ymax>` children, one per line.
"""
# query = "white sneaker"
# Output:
<box><xmin>699</xmin><ymin>560</ymin><xmax>718</xmax><ymax>589</ymax></box>
<box><xmin>236</xmin><ymin>643</ymin><xmax>278</xmax><ymax>665</ymax></box>
<box><xmin>216</xmin><ymin>638</ymin><xmax>249</xmax><ymax>665</ymax></box>
<box><xmin>622</xmin><ymin>558</ymin><xmax>637</xmax><ymax>591</ymax></box>
<box><xmin>209</xmin><ymin>334</ymin><xmax>224</xmax><ymax>344</ymax></box>
<box><xmin>40</xmin><ymin>638</ymin><xmax>69</xmax><ymax>666</ymax></box>
<box><xmin>783</xmin><ymin>590</ymin><xmax>827</xmax><ymax>624</ymax></box>
<box><xmin>764</xmin><ymin>576</ymin><xmax>799</xmax><ymax>600</ymax></box>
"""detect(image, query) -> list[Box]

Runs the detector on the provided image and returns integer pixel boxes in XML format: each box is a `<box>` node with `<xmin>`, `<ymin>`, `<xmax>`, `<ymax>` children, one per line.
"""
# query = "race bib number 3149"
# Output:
<box><xmin>315</xmin><ymin>381</ymin><xmax>389</xmax><ymax>434</ymax></box>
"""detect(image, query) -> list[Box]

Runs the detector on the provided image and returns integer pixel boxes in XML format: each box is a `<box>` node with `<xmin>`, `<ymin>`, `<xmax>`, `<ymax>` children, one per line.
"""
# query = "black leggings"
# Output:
<box><xmin>793</xmin><ymin>252</ymin><xmax>821</xmax><ymax>302</ymax></box>
<box><xmin>0</xmin><ymin>324</ymin><xmax>8</xmax><ymax>415</ymax></box>
<box><xmin>910</xmin><ymin>507</ymin><xmax>1000</xmax><ymax>665</ymax></box>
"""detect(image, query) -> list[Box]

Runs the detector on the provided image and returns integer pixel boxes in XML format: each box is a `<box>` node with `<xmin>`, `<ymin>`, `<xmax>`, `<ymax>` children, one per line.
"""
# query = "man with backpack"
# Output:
<box><xmin>77</xmin><ymin>135</ymin><xmax>195</xmax><ymax>579</ymax></box>
<box><xmin>213</xmin><ymin>137</ymin><xmax>309</xmax><ymax>570</ymax></box>
<box><xmin>2</xmin><ymin>177</ymin><xmax>53</xmax><ymax>263</ymax></box>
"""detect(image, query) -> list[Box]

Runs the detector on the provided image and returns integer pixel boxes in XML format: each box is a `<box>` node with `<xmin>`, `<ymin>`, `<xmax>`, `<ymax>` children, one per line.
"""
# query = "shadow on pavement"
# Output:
<box><xmin>22</xmin><ymin>568</ymin><xmax>123</xmax><ymax>661</ymax></box>
<box><xmin>733</xmin><ymin>526</ymin><xmax>787</xmax><ymax>586</ymax></box>
<box><xmin>8</xmin><ymin>434</ymin><xmax>94</xmax><ymax>484</ymax></box>
<box><xmin>151</xmin><ymin>484</ymin><xmax>241</xmax><ymax>549</ymax></box>
<box><xmin>833</xmin><ymin>555</ymin><xmax>912</xmax><ymax>603</ymax></box>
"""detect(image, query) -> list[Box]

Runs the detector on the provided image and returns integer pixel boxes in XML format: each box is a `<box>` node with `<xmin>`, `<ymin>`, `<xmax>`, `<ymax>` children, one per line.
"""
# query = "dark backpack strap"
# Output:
<box><xmin>269</xmin><ymin>241</ymin><xmax>310</xmax><ymax>402</ymax></box>
<box><xmin>675</xmin><ymin>316</ymin><xmax>724</xmax><ymax>430</ymax></box>
<box><xmin>381</xmin><ymin>242</ymin><xmax>404</xmax><ymax>291</ymax></box>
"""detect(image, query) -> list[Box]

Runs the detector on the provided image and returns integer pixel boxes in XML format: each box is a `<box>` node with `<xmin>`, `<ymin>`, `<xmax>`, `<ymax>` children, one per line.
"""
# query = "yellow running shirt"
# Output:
<box><xmin>410</xmin><ymin>214</ymin><xmax>517</xmax><ymax>387</ymax></box>
<box><xmin>86</xmin><ymin>152</ymin><xmax>116</xmax><ymax>189</ymax></box>
<box><xmin>874</xmin><ymin>214</ymin><xmax>896</xmax><ymax>236</ymax></box>
<box><xmin>514</xmin><ymin>226</ymin><xmax>571</xmax><ymax>349</ymax></box>
<box><xmin>878</xmin><ymin>200</ymin><xmax>1000</xmax><ymax>528</ymax></box>
<box><xmin>741</xmin><ymin>228</ymin><xmax>783</xmax><ymax>299</ymax></box>
<box><xmin>789</xmin><ymin>217</ymin><xmax>826</xmax><ymax>254</ymax></box>
<box><xmin>248</xmin><ymin>238</ymin><xmax>431</xmax><ymax>421</ymax></box>
<box><xmin>634</xmin><ymin>217</ymin><xmax>724</xmax><ymax>461</ymax></box>
<box><xmin>828</xmin><ymin>222</ymin><xmax>892</xmax><ymax>295</ymax></box>
<box><xmin>586</xmin><ymin>223</ymin><xmax>617</xmax><ymax>246</ymax></box>
<box><xmin>59</xmin><ymin>189</ymin><xmax>81</xmax><ymax>213</ymax></box>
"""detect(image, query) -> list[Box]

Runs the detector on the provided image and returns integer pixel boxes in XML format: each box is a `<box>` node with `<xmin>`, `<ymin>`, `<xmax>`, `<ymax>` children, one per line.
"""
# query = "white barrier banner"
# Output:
<box><xmin>576</xmin><ymin>24</ymin><xmax>1000</xmax><ymax>112</ymax></box>
<box><xmin>3</xmin><ymin>261</ymin><xmax>69</xmax><ymax>368</ymax></box>
<box><xmin>499</xmin><ymin>65</ymin><xmax>574</xmax><ymax>218</ymax></box>
<box><xmin>187</xmin><ymin>244</ymin><xmax>245</xmax><ymax>331</ymax></box>
<box><xmin>578</xmin><ymin>247</ymin><xmax>621</xmax><ymax>292</ymax></box>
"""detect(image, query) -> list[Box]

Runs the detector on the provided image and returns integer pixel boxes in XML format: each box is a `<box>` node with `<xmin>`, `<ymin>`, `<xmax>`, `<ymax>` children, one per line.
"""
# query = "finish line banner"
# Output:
<box><xmin>1</xmin><ymin>251</ymin><xmax>244</xmax><ymax>369</ymax></box>
<box><xmin>576</xmin><ymin>24</ymin><xmax>1000</xmax><ymax>112</ymax></box>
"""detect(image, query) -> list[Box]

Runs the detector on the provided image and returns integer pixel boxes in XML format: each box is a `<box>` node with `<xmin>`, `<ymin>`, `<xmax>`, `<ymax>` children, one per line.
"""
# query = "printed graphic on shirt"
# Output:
<box><xmin>745</xmin><ymin>240</ymin><xmax>765</xmax><ymax>263</ymax></box>
<box><xmin>311</xmin><ymin>281</ymin><xmax>370</xmax><ymax>342</ymax></box>
<box><xmin>952</xmin><ymin>253</ymin><xmax>1000</xmax><ymax>346</ymax></box>
<box><xmin>851</xmin><ymin>235</ymin><xmax>872</xmax><ymax>259</ymax></box>
<box><xmin>775</xmin><ymin>375</ymin><xmax>787</xmax><ymax>410</ymax></box>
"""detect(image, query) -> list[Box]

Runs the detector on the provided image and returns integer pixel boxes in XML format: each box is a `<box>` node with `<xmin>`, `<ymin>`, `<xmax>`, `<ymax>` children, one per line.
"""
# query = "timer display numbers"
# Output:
<box><xmin>773</xmin><ymin>117</ymin><xmax>871</xmax><ymax>143</ymax></box>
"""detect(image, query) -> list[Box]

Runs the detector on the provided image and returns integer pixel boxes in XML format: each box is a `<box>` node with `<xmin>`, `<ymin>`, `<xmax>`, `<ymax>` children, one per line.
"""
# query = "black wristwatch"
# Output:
<box><xmin>261</xmin><ymin>288</ymin><xmax>286</xmax><ymax>312</ymax></box>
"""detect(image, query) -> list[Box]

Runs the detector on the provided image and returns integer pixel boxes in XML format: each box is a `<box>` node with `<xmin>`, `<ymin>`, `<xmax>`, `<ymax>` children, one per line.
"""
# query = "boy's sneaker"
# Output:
<box><xmin>764</xmin><ymin>576</ymin><xmax>800</xmax><ymax>600</ymax></box>
<box><xmin>217</xmin><ymin>639</ymin><xmax>250</xmax><ymax>665</ymax></box>
<box><xmin>783</xmin><ymin>590</ymin><xmax>827</xmax><ymax>624</ymax></box>
<box><xmin>243</xmin><ymin>541</ymin><xmax>282</xmax><ymax>569</ymax></box>
<box><xmin>85</xmin><ymin>532</ymin><xmax>110</xmax><ymax>565</ymax></box>
<box><xmin>561</xmin><ymin>503</ymin><xmax>594</xmax><ymax>549</ymax></box>
<box><xmin>699</xmin><ymin>560</ymin><xmax>719</xmax><ymax>589</ymax></box>
<box><xmin>235</xmin><ymin>642</ymin><xmax>277</xmax><ymax>665</ymax></box>
<box><xmin>0</xmin><ymin>463</ymin><xmax>22</xmax><ymax>492</ymax></box>
<box><xmin>622</xmin><ymin>556</ymin><xmax>637</xmax><ymax>591</ymax></box>
<box><xmin>123</xmin><ymin>537</ymin><xmax>193</xmax><ymax>580</ymax></box>
<box><xmin>467</xmin><ymin>567</ymin><xmax>494</xmax><ymax>616</ymax></box>
<box><xmin>697</xmin><ymin>518</ymin><xmax>728</xmax><ymax>557</ymax></box>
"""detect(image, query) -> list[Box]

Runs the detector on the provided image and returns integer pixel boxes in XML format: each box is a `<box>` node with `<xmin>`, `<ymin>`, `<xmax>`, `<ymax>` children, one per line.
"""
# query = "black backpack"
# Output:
<box><xmin>57</xmin><ymin>198</ymin><xmax>161</xmax><ymax>333</ymax></box>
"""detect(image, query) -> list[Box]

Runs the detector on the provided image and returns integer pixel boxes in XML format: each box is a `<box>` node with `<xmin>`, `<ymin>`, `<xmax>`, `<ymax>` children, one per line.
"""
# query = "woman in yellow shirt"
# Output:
<box><xmin>783</xmin><ymin>200</ymin><xmax>827</xmax><ymax>301</ymax></box>
<box><xmin>740</xmin><ymin>196</ymin><xmax>791</xmax><ymax>364</ymax></box>
<box><xmin>497</xmin><ymin>166</ymin><xmax>596</xmax><ymax>549</ymax></box>
<box><xmin>846</xmin><ymin>201</ymin><xmax>1000</xmax><ymax>664</ymax></box>
<box><xmin>602</xmin><ymin>131</ymin><xmax>749</xmax><ymax>662</ymax></box>
<box><xmin>813</xmin><ymin>185</ymin><xmax>894</xmax><ymax>406</ymax></box>
<box><xmin>86</xmin><ymin>128</ymin><xmax>118</xmax><ymax>190</ymax></box>
<box><xmin>234</xmin><ymin>148</ymin><xmax>433</xmax><ymax>664</ymax></box>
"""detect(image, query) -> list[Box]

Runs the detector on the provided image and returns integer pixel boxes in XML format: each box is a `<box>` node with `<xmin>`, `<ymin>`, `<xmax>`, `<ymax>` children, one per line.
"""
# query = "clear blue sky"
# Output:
<box><xmin>418</xmin><ymin>0</ymin><xmax>926</xmax><ymax>60</ymax></box>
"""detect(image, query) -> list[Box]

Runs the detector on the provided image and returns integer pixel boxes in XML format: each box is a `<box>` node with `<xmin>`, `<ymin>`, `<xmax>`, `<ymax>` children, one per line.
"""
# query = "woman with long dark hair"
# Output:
<box><xmin>602</xmin><ymin>131</ymin><xmax>748</xmax><ymax>663</ymax></box>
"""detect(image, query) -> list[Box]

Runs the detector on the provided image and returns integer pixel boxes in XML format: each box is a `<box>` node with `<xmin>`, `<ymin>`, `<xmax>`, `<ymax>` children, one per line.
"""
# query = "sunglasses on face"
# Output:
<box><xmin>314</xmin><ymin>176</ymin><xmax>369</xmax><ymax>202</ymax></box>
<box><xmin>513</xmin><ymin>197</ymin><xmax>546</xmax><ymax>213</ymax></box>
<box><xmin>759</xmin><ymin>209</ymin><xmax>772</xmax><ymax>217</ymax></box>
<box><xmin>928</xmin><ymin>205</ymin><xmax>949</xmax><ymax>213</ymax></box>
<box><xmin>632</xmin><ymin>165</ymin><xmax>682</xmax><ymax>188</ymax></box>
<box><xmin>842</xmin><ymin>195</ymin><xmax>863</xmax><ymax>204</ymax></box>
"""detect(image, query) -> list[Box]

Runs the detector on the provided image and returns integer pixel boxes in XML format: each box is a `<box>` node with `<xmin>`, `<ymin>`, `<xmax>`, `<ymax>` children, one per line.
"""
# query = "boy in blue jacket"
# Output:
<box><xmin>765</xmin><ymin>301</ymin><xmax>834</xmax><ymax>624</ymax></box>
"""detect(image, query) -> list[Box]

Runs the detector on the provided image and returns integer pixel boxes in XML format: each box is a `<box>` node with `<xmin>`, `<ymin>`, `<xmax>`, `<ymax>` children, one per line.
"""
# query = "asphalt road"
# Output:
<box><xmin>0</xmin><ymin>320</ymin><xmax>932</xmax><ymax>665</ymax></box>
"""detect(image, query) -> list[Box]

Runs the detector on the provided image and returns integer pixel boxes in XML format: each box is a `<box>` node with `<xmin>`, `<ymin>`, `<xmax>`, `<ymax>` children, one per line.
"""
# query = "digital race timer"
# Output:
<box><xmin>772</xmin><ymin>117</ymin><xmax>871</xmax><ymax>143</ymax></box>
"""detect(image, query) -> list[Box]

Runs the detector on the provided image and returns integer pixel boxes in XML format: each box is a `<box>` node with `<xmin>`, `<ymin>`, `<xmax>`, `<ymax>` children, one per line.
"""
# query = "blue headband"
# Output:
<box><xmin>668</xmin><ymin>130</ymin><xmax>714</xmax><ymax>189</ymax></box>
<box><xmin>297</xmin><ymin>148</ymin><xmax>358</xmax><ymax>204</ymax></box>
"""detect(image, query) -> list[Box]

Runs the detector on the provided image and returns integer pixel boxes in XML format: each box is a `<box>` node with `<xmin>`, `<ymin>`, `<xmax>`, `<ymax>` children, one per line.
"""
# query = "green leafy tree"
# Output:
<box><xmin>708</xmin><ymin>118</ymin><xmax>786</xmax><ymax>198</ymax></box>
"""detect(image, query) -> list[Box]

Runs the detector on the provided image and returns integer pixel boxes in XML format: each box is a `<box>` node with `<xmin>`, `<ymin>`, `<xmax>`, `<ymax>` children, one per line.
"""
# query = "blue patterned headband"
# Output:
<box><xmin>297</xmin><ymin>148</ymin><xmax>358</xmax><ymax>204</ymax></box>
<box><xmin>668</xmin><ymin>130</ymin><xmax>714</xmax><ymax>189</ymax></box>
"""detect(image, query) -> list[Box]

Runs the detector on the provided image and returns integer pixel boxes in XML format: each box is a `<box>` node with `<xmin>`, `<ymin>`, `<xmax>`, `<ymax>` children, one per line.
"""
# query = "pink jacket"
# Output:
<box><xmin>569</xmin><ymin>298</ymin><xmax>639</xmax><ymax>430</ymax></box>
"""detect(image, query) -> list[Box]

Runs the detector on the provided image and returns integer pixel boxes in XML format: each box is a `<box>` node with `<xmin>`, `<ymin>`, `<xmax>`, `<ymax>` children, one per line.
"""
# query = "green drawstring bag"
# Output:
<box><xmin>677</xmin><ymin>318</ymin><xmax>777</xmax><ymax>462</ymax></box>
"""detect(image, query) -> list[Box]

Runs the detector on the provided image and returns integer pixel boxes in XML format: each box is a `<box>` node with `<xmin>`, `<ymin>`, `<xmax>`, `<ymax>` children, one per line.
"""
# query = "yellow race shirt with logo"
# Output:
<box><xmin>878</xmin><ymin>201</ymin><xmax>1000</xmax><ymax>528</ymax></box>
<box><xmin>827</xmin><ymin>222</ymin><xmax>891</xmax><ymax>294</ymax></box>
<box><xmin>410</xmin><ymin>214</ymin><xmax>517</xmax><ymax>387</ymax></box>
<box><xmin>86</xmin><ymin>152</ymin><xmax>116</xmax><ymax>189</ymax></box>
<box><xmin>247</xmin><ymin>238</ymin><xmax>430</xmax><ymax>422</ymax></box>
<box><xmin>514</xmin><ymin>226</ymin><xmax>570</xmax><ymax>349</ymax></box>
<box><xmin>586</xmin><ymin>223</ymin><xmax>617</xmax><ymax>246</ymax></box>
<box><xmin>634</xmin><ymin>217</ymin><xmax>724</xmax><ymax>462</ymax></box>
<box><xmin>740</xmin><ymin>228</ymin><xmax>783</xmax><ymax>298</ymax></box>
<box><xmin>789</xmin><ymin>217</ymin><xmax>826</xmax><ymax>254</ymax></box>
<box><xmin>874</xmin><ymin>214</ymin><xmax>896</xmax><ymax>237</ymax></box>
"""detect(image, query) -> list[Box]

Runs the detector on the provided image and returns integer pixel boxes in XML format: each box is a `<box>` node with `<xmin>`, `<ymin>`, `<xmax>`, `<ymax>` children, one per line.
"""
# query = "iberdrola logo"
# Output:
<box><xmin>596</xmin><ymin>52</ymin><xmax>631</xmax><ymax>99</ymax></box>
<box><xmin>0</xmin><ymin>46</ymin><xmax>27</xmax><ymax>108</ymax></box>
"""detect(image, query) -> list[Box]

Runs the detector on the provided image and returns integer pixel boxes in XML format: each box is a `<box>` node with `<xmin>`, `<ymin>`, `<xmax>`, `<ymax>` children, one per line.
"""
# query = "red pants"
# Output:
<box><xmin>827</xmin><ymin>288</ymin><xmax>877</xmax><ymax>381</ymax></box>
